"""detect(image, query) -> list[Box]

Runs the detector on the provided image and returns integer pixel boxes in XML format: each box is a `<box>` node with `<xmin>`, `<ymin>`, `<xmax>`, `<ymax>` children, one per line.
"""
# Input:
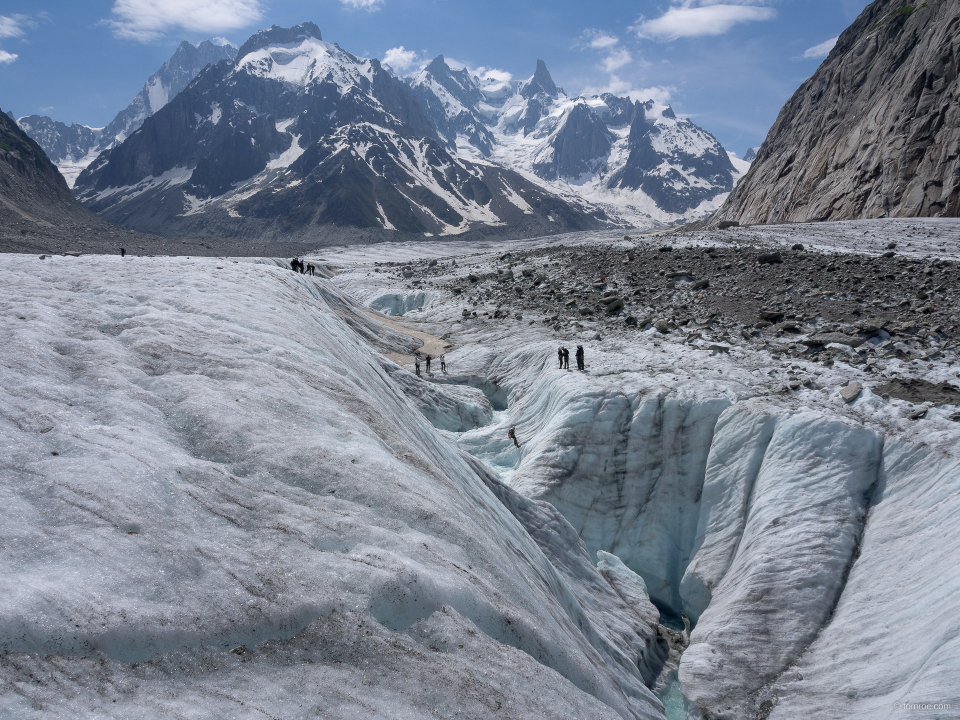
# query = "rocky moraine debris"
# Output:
<box><xmin>377</xmin><ymin>238</ymin><xmax>960</xmax><ymax>379</ymax></box>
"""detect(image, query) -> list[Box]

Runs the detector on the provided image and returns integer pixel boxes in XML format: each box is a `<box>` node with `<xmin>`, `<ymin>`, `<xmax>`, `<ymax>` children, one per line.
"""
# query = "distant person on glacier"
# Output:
<box><xmin>440</xmin><ymin>355</ymin><xmax>446</xmax><ymax>372</ymax></box>
<box><xmin>414</xmin><ymin>356</ymin><xmax>421</xmax><ymax>376</ymax></box>
<box><xmin>425</xmin><ymin>354</ymin><xmax>432</xmax><ymax>373</ymax></box>
<box><xmin>291</xmin><ymin>258</ymin><xmax>301</xmax><ymax>273</ymax></box>
<box><xmin>120</xmin><ymin>248</ymin><xmax>125</xmax><ymax>257</ymax></box>
<box><xmin>558</xmin><ymin>347</ymin><xmax>564</xmax><ymax>369</ymax></box>
<box><xmin>307</xmin><ymin>263</ymin><xmax>316</xmax><ymax>276</ymax></box>
<box><xmin>562</xmin><ymin>347</ymin><xmax>570</xmax><ymax>369</ymax></box>
<box><xmin>576</xmin><ymin>345</ymin><xmax>585</xmax><ymax>370</ymax></box>
<box><xmin>508</xmin><ymin>427</ymin><xmax>520</xmax><ymax>448</ymax></box>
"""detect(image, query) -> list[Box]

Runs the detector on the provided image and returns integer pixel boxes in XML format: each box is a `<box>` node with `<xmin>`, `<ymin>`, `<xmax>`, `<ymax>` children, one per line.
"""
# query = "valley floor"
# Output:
<box><xmin>2</xmin><ymin>218</ymin><xmax>959</xmax><ymax>719</ymax></box>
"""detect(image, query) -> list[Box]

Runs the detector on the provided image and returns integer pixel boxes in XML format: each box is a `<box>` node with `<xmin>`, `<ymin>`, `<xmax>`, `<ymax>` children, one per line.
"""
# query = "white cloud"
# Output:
<box><xmin>107</xmin><ymin>0</ymin><xmax>263</xmax><ymax>42</ymax></box>
<box><xmin>603</xmin><ymin>47</ymin><xmax>633</xmax><ymax>73</ymax></box>
<box><xmin>581</xmin><ymin>74</ymin><xmax>674</xmax><ymax>105</ymax></box>
<box><xmin>340</xmin><ymin>0</ymin><xmax>384</xmax><ymax>10</ymax></box>
<box><xmin>473</xmin><ymin>66</ymin><xmax>514</xmax><ymax>94</ymax></box>
<box><xmin>803</xmin><ymin>36</ymin><xmax>838</xmax><ymax>59</ymax></box>
<box><xmin>635</xmin><ymin>2</ymin><xmax>776</xmax><ymax>41</ymax></box>
<box><xmin>382</xmin><ymin>46</ymin><xmax>419</xmax><ymax>72</ymax></box>
<box><xmin>0</xmin><ymin>49</ymin><xmax>17</xmax><ymax>64</ymax></box>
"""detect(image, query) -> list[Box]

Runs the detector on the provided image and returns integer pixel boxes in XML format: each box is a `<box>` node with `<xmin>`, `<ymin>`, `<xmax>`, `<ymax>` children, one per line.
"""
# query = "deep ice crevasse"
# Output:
<box><xmin>461</xmin><ymin>343</ymin><xmax>960</xmax><ymax>719</ymax></box>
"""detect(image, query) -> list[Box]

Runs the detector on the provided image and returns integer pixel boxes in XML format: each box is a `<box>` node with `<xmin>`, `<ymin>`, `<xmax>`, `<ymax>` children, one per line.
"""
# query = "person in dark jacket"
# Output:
<box><xmin>576</xmin><ymin>345</ymin><xmax>585</xmax><ymax>370</ymax></box>
<box><xmin>558</xmin><ymin>347</ymin><xmax>564</xmax><ymax>369</ymax></box>
<box><xmin>562</xmin><ymin>347</ymin><xmax>570</xmax><ymax>369</ymax></box>
<box><xmin>508</xmin><ymin>427</ymin><xmax>520</xmax><ymax>448</ymax></box>
<box><xmin>425</xmin><ymin>354</ymin><xmax>432</xmax><ymax>373</ymax></box>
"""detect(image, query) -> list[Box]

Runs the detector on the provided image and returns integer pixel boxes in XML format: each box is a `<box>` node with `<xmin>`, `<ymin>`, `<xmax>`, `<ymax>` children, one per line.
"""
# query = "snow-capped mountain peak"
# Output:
<box><xmin>234</xmin><ymin>32</ymin><xmax>373</xmax><ymax>90</ymax></box>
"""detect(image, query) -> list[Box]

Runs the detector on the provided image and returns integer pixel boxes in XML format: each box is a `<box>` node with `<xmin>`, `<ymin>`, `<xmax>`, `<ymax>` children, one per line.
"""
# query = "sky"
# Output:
<box><xmin>0</xmin><ymin>0</ymin><xmax>872</xmax><ymax>156</ymax></box>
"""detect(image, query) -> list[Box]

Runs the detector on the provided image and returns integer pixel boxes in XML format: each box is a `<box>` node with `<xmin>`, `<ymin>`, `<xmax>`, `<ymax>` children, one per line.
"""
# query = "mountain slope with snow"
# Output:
<box><xmin>18</xmin><ymin>40</ymin><xmax>237</xmax><ymax>187</ymax></box>
<box><xmin>73</xmin><ymin>24</ymin><xmax>600</xmax><ymax>241</ymax></box>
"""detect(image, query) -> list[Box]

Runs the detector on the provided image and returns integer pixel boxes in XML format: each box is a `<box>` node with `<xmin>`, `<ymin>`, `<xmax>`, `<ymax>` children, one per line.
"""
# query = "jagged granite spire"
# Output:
<box><xmin>521</xmin><ymin>59</ymin><xmax>558</xmax><ymax>99</ymax></box>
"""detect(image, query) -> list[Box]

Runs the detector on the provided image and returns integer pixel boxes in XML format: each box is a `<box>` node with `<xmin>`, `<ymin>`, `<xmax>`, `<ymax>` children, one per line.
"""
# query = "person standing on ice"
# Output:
<box><xmin>120</xmin><ymin>248</ymin><xmax>126</xmax><ymax>257</ymax></box>
<box><xmin>576</xmin><ymin>345</ymin><xmax>585</xmax><ymax>370</ymax></box>
<box><xmin>562</xmin><ymin>347</ymin><xmax>570</xmax><ymax>369</ymax></box>
<box><xmin>508</xmin><ymin>427</ymin><xmax>520</xmax><ymax>448</ymax></box>
<box><xmin>414</xmin><ymin>356</ymin><xmax>421</xmax><ymax>376</ymax></box>
<box><xmin>440</xmin><ymin>355</ymin><xmax>446</xmax><ymax>372</ymax></box>
<box><xmin>558</xmin><ymin>347</ymin><xmax>564</xmax><ymax>369</ymax></box>
<box><xmin>425</xmin><ymin>354</ymin><xmax>432</xmax><ymax>373</ymax></box>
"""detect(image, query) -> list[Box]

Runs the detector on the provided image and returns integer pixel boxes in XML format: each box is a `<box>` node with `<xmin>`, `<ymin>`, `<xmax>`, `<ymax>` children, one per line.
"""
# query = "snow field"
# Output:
<box><xmin>0</xmin><ymin>254</ymin><xmax>665</xmax><ymax>719</ymax></box>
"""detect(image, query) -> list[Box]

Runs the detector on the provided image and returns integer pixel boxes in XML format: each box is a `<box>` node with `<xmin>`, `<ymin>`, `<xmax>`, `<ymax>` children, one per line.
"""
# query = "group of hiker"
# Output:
<box><xmin>414</xmin><ymin>352</ymin><xmax>445</xmax><ymax>376</ymax></box>
<box><xmin>557</xmin><ymin>345</ymin><xmax>586</xmax><ymax>371</ymax></box>
<box><xmin>290</xmin><ymin>257</ymin><xmax>316</xmax><ymax>276</ymax></box>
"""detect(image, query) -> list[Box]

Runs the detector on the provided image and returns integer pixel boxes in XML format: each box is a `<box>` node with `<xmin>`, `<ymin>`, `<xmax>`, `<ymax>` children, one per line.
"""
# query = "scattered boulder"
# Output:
<box><xmin>718</xmin><ymin>221</ymin><xmax>739</xmax><ymax>229</ymax></box>
<box><xmin>692</xmin><ymin>279</ymin><xmax>710</xmax><ymax>290</ymax></box>
<box><xmin>806</xmin><ymin>332</ymin><xmax>865</xmax><ymax>348</ymax></box>
<box><xmin>840</xmin><ymin>381</ymin><xmax>863</xmax><ymax>403</ymax></box>
<box><xmin>604</xmin><ymin>298</ymin><xmax>625</xmax><ymax>313</ymax></box>
<box><xmin>760</xmin><ymin>310</ymin><xmax>785</xmax><ymax>322</ymax></box>
<box><xmin>757</xmin><ymin>251</ymin><xmax>783</xmax><ymax>265</ymax></box>
<box><xmin>792</xmin><ymin>243</ymin><xmax>805</xmax><ymax>251</ymax></box>
<box><xmin>654</xmin><ymin>320</ymin><xmax>669</xmax><ymax>333</ymax></box>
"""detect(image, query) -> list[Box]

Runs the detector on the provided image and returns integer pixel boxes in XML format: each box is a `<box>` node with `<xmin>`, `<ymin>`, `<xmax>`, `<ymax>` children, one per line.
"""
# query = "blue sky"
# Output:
<box><xmin>0</xmin><ymin>0</ymin><xmax>871</xmax><ymax>155</ymax></box>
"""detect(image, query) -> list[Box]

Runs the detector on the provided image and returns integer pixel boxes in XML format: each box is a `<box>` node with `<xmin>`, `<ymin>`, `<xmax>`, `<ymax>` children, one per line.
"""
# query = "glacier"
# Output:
<box><xmin>2</xmin><ymin>222</ymin><xmax>959</xmax><ymax>718</ymax></box>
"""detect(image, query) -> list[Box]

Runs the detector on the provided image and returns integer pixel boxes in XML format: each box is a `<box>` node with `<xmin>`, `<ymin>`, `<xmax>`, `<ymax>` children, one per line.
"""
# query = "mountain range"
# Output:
<box><xmin>17</xmin><ymin>23</ymin><xmax>746</xmax><ymax>241</ymax></box>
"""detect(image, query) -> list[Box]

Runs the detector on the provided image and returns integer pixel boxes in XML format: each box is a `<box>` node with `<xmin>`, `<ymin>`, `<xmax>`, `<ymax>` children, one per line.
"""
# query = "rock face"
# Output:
<box><xmin>18</xmin><ymin>40</ymin><xmax>237</xmax><ymax>187</ymax></box>
<box><xmin>714</xmin><ymin>0</ymin><xmax>960</xmax><ymax>225</ymax></box>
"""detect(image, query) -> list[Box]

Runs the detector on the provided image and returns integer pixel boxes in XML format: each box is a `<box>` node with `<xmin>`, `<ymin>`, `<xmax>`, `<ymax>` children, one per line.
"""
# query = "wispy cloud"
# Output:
<box><xmin>579</xmin><ymin>29</ymin><xmax>636</xmax><ymax>77</ymax></box>
<box><xmin>107</xmin><ymin>0</ymin><xmax>263</xmax><ymax>42</ymax></box>
<box><xmin>340</xmin><ymin>0</ymin><xmax>384</xmax><ymax>10</ymax></box>
<box><xmin>382</xmin><ymin>46</ymin><xmax>419</xmax><ymax>72</ymax></box>
<box><xmin>803</xmin><ymin>36</ymin><xmax>838</xmax><ymax>59</ymax></box>
<box><xmin>634</xmin><ymin>2</ymin><xmax>776</xmax><ymax>41</ymax></box>
<box><xmin>603</xmin><ymin>47</ymin><xmax>633</xmax><ymax>73</ymax></box>
<box><xmin>0</xmin><ymin>14</ymin><xmax>28</xmax><ymax>38</ymax></box>
<box><xmin>582</xmin><ymin>29</ymin><xmax>620</xmax><ymax>51</ymax></box>
<box><xmin>0</xmin><ymin>49</ymin><xmax>17</xmax><ymax>64</ymax></box>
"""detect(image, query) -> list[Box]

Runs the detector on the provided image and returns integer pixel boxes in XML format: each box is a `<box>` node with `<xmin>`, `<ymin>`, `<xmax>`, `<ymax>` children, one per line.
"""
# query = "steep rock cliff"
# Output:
<box><xmin>714</xmin><ymin>0</ymin><xmax>960</xmax><ymax>225</ymax></box>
